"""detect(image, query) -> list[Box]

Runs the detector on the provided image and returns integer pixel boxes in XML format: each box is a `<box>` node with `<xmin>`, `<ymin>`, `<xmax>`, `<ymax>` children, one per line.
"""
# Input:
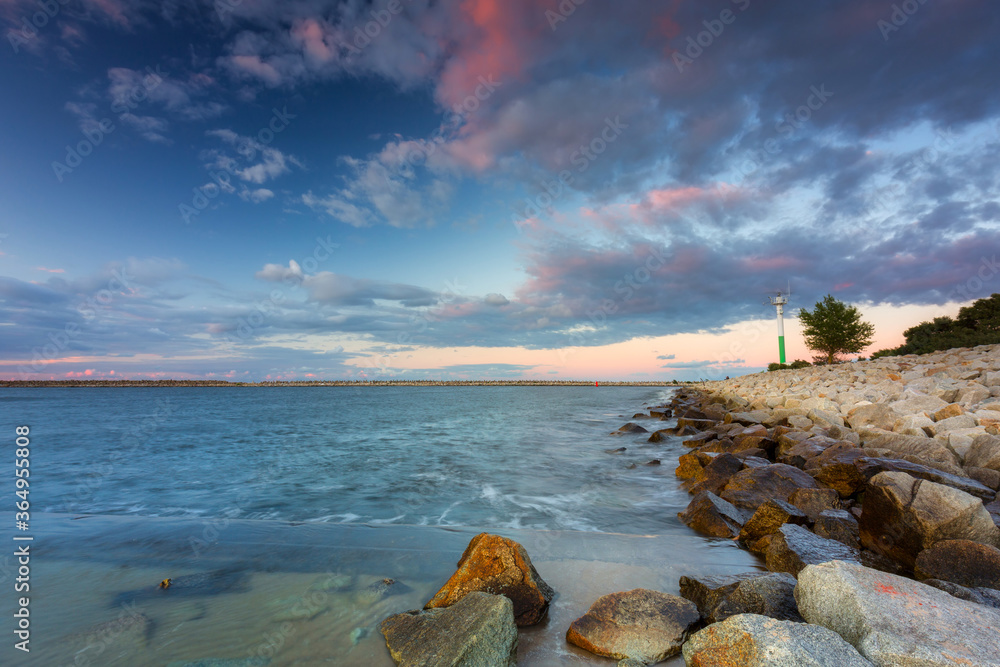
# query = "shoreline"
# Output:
<box><xmin>645</xmin><ymin>343</ymin><xmax>1000</xmax><ymax>664</ymax></box>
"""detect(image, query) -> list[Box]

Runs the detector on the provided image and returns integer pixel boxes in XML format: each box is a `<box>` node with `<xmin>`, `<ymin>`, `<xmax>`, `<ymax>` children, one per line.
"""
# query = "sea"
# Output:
<box><xmin>0</xmin><ymin>386</ymin><xmax>762</xmax><ymax>665</ymax></box>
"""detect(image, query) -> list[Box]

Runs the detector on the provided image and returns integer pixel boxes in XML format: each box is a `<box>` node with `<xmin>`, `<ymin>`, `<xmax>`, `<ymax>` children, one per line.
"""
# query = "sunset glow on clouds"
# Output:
<box><xmin>1</xmin><ymin>0</ymin><xmax>999</xmax><ymax>380</ymax></box>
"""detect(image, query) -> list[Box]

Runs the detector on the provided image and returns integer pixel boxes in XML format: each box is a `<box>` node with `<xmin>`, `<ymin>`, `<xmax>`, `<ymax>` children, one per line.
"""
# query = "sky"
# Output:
<box><xmin>1</xmin><ymin>0</ymin><xmax>998</xmax><ymax>381</ymax></box>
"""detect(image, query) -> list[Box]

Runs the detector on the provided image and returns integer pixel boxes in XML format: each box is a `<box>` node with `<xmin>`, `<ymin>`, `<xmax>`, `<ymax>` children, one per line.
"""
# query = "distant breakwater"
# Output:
<box><xmin>0</xmin><ymin>379</ymin><xmax>689</xmax><ymax>388</ymax></box>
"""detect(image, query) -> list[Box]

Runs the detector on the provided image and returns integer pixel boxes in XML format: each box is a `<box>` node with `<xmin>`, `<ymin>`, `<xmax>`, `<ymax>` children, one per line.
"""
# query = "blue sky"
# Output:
<box><xmin>1</xmin><ymin>0</ymin><xmax>999</xmax><ymax>381</ymax></box>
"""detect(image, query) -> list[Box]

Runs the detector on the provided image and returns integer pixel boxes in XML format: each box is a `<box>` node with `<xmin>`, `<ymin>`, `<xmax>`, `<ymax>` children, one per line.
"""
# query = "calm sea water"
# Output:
<box><xmin>0</xmin><ymin>387</ymin><xmax>762</xmax><ymax>666</ymax></box>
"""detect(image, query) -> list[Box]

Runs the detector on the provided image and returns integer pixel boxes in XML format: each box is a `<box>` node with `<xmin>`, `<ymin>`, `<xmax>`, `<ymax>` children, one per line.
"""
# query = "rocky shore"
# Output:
<box><xmin>378</xmin><ymin>343</ymin><xmax>1000</xmax><ymax>666</ymax></box>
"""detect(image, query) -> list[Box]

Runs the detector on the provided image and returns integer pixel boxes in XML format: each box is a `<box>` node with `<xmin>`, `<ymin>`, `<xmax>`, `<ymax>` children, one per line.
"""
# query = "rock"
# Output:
<box><xmin>933</xmin><ymin>403</ymin><xmax>966</xmax><ymax>421</ymax></box>
<box><xmin>927</xmin><ymin>413</ymin><xmax>977</xmax><ymax>436</ymax></box>
<box><xmin>808</xmin><ymin>408</ymin><xmax>845</xmax><ymax>429</ymax></box>
<box><xmin>381</xmin><ymin>591</ymin><xmax>517</xmax><ymax>667</ymax></box>
<box><xmin>728</xmin><ymin>410</ymin><xmax>770</xmax><ymax>425</ymax></box>
<box><xmin>806</xmin><ymin>445</ymin><xmax>868</xmax><ymax>498</ymax></box>
<box><xmin>847</xmin><ymin>404</ymin><xmax>899</xmax><ymax>432</ymax></box>
<box><xmin>967</xmin><ymin>466</ymin><xmax>1000</xmax><ymax>490</ymax></box>
<box><xmin>680</xmin><ymin>431</ymin><xmax>717</xmax><ymax>447</ymax></box>
<box><xmin>676</xmin><ymin>452</ymin><xmax>710</xmax><ymax>481</ymax></box>
<box><xmin>424</xmin><ymin>533</ymin><xmax>555</xmax><ymax>626</ymax></box>
<box><xmin>922</xmin><ymin>579</ymin><xmax>1000</xmax><ymax>609</ymax></box>
<box><xmin>677</xmin><ymin>417</ymin><xmax>715</xmax><ymax>431</ymax></box>
<box><xmin>738</xmin><ymin>499</ymin><xmax>809</xmax><ymax>544</ymax></box>
<box><xmin>796</xmin><ymin>560</ymin><xmax>1000</xmax><ymax>667</ymax></box>
<box><xmin>789</xmin><ymin>488</ymin><xmax>841</xmax><ymax>521</ymax></box>
<box><xmin>612</xmin><ymin>422</ymin><xmax>648</xmax><ymax>435</ymax></box>
<box><xmin>680</xmin><ymin>571</ymin><xmax>802</xmax><ymax>623</ymax></box>
<box><xmin>913</xmin><ymin>539</ymin><xmax>1000</xmax><ymax>588</ymax></box>
<box><xmin>719</xmin><ymin>463</ymin><xmax>822</xmax><ymax>512</ymax></box>
<box><xmin>859</xmin><ymin>472</ymin><xmax>1000</xmax><ymax>570</ymax></box>
<box><xmin>765</xmin><ymin>524</ymin><xmax>860</xmax><ymax>576</ymax></box>
<box><xmin>566</xmin><ymin>589</ymin><xmax>699</xmax><ymax>663</ymax></box>
<box><xmin>647</xmin><ymin>429</ymin><xmax>672</xmax><ymax>443</ymax></box>
<box><xmin>678</xmin><ymin>491</ymin><xmax>748</xmax><ymax>538</ymax></box>
<box><xmin>892</xmin><ymin>413</ymin><xmax>934</xmax><ymax>436</ymax></box>
<box><xmin>814</xmin><ymin>509</ymin><xmax>860</xmax><ymax>550</ymax></box>
<box><xmin>681</xmin><ymin>613</ymin><xmax>874</xmax><ymax>667</ymax></box>
<box><xmin>966</xmin><ymin>433</ymin><xmax>1000</xmax><ymax>471</ymax></box>
<box><xmin>855</xmin><ymin>456</ymin><xmax>995</xmax><ymax>500</ymax></box>
<box><xmin>859</xmin><ymin>430</ymin><xmax>958</xmax><ymax>466</ymax></box>
<box><xmin>604</xmin><ymin>447</ymin><xmax>627</xmax><ymax>454</ymax></box>
<box><xmin>889</xmin><ymin>392</ymin><xmax>948</xmax><ymax>417</ymax></box>
<box><xmin>688</xmin><ymin>453</ymin><xmax>744</xmax><ymax>495</ymax></box>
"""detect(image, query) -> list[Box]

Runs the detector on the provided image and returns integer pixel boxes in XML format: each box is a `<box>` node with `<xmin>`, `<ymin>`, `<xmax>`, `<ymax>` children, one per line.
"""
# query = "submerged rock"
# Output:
<box><xmin>381</xmin><ymin>591</ymin><xmax>517</xmax><ymax>667</ymax></box>
<box><xmin>612</xmin><ymin>422</ymin><xmax>648</xmax><ymax>435</ymax></box>
<box><xmin>424</xmin><ymin>532</ymin><xmax>554</xmax><ymax>626</ymax></box>
<box><xmin>682</xmin><ymin>613</ymin><xmax>874</xmax><ymax>667</ymax></box>
<box><xmin>796</xmin><ymin>560</ymin><xmax>1000</xmax><ymax>667</ymax></box>
<box><xmin>114</xmin><ymin>568</ymin><xmax>251</xmax><ymax>606</ymax></box>
<box><xmin>566</xmin><ymin>588</ymin><xmax>699</xmax><ymax>664</ymax></box>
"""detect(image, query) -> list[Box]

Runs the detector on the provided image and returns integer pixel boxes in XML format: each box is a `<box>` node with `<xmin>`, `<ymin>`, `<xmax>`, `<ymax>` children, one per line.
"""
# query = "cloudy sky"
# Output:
<box><xmin>1</xmin><ymin>0</ymin><xmax>998</xmax><ymax>381</ymax></box>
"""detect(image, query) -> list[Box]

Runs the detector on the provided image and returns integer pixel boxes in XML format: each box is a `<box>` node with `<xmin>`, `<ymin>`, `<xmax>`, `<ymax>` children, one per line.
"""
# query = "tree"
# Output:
<box><xmin>798</xmin><ymin>294</ymin><xmax>875</xmax><ymax>364</ymax></box>
<box><xmin>870</xmin><ymin>293</ymin><xmax>1000</xmax><ymax>357</ymax></box>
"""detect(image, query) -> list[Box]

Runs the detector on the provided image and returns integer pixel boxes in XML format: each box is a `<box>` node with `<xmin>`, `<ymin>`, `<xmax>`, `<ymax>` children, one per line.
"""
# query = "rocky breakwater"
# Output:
<box><xmin>656</xmin><ymin>343</ymin><xmax>1000</xmax><ymax>665</ymax></box>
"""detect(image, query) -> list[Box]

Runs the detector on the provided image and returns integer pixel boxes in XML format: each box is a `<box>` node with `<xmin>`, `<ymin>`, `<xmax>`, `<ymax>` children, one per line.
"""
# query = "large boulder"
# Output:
<box><xmin>855</xmin><ymin>456</ymin><xmax>995</xmax><ymax>500</ymax></box>
<box><xmin>720</xmin><ymin>463</ymin><xmax>822</xmax><ymax>512</ymax></box>
<box><xmin>678</xmin><ymin>491</ymin><xmax>748</xmax><ymax>538</ymax></box>
<box><xmin>765</xmin><ymin>524</ymin><xmax>860</xmax><ymax>576</ymax></box>
<box><xmin>859</xmin><ymin>472</ymin><xmax>1000</xmax><ymax>570</ymax></box>
<box><xmin>424</xmin><ymin>533</ymin><xmax>555</xmax><ymax>626</ymax></box>
<box><xmin>566</xmin><ymin>589</ymin><xmax>699</xmax><ymax>664</ymax></box>
<box><xmin>681</xmin><ymin>613</ymin><xmax>874</xmax><ymax>667</ymax></box>
<box><xmin>688</xmin><ymin>453</ymin><xmax>744</xmax><ymax>495</ymax></box>
<box><xmin>795</xmin><ymin>560</ymin><xmax>1000</xmax><ymax>667</ymax></box>
<box><xmin>914</xmin><ymin>539</ymin><xmax>1000</xmax><ymax>589</ymax></box>
<box><xmin>381</xmin><ymin>591</ymin><xmax>517</xmax><ymax>667</ymax></box>
<box><xmin>860</xmin><ymin>430</ymin><xmax>958</xmax><ymax>466</ymax></box>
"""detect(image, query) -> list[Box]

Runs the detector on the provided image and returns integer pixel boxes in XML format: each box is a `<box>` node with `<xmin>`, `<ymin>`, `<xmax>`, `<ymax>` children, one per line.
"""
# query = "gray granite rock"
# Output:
<box><xmin>682</xmin><ymin>613</ymin><xmax>874</xmax><ymax>667</ymax></box>
<box><xmin>796</xmin><ymin>560</ymin><xmax>1000</xmax><ymax>667</ymax></box>
<box><xmin>380</xmin><ymin>591</ymin><xmax>517</xmax><ymax>667</ymax></box>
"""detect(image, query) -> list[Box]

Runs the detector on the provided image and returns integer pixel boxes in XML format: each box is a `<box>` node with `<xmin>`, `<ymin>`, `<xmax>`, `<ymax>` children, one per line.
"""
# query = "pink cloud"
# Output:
<box><xmin>436</xmin><ymin>0</ymin><xmax>536</xmax><ymax>107</ymax></box>
<box><xmin>34</xmin><ymin>266</ymin><xmax>66</xmax><ymax>273</ymax></box>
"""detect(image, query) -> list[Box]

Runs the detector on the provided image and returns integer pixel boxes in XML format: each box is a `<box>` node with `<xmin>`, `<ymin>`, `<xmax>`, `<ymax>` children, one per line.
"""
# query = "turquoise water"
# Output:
<box><xmin>0</xmin><ymin>387</ymin><xmax>762</xmax><ymax>665</ymax></box>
